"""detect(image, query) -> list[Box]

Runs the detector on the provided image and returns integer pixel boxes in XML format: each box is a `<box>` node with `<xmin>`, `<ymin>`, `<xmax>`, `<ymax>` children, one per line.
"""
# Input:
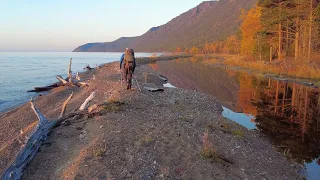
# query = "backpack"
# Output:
<box><xmin>124</xmin><ymin>50</ymin><xmax>134</xmax><ymax>68</ymax></box>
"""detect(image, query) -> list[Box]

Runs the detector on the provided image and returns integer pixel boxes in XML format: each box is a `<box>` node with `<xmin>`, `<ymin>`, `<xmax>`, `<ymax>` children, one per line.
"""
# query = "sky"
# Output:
<box><xmin>0</xmin><ymin>0</ymin><xmax>205</xmax><ymax>52</ymax></box>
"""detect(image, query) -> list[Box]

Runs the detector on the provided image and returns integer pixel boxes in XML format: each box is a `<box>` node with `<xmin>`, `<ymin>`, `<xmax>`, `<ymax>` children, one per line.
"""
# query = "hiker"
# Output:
<box><xmin>120</xmin><ymin>48</ymin><xmax>136</xmax><ymax>90</ymax></box>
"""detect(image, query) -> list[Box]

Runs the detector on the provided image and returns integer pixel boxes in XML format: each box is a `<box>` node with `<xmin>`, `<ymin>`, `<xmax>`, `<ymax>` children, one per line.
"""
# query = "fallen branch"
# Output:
<box><xmin>27</xmin><ymin>87</ymin><xmax>54</xmax><ymax>93</ymax></box>
<box><xmin>67</xmin><ymin>58</ymin><xmax>73</xmax><ymax>84</ymax></box>
<box><xmin>83</xmin><ymin>63</ymin><xmax>92</xmax><ymax>71</ymax></box>
<box><xmin>1</xmin><ymin>93</ymin><xmax>73</xmax><ymax>180</ymax></box>
<box><xmin>56</xmin><ymin>75</ymin><xmax>68</xmax><ymax>84</ymax></box>
<box><xmin>76</xmin><ymin>72</ymin><xmax>81</xmax><ymax>81</ymax></box>
<box><xmin>59</xmin><ymin>92</ymin><xmax>74</xmax><ymax>119</ymax></box>
<box><xmin>78</xmin><ymin>82</ymin><xmax>89</xmax><ymax>87</ymax></box>
<box><xmin>29</xmin><ymin>59</ymin><xmax>93</xmax><ymax>93</ymax></box>
<box><xmin>27</xmin><ymin>83</ymin><xmax>62</xmax><ymax>93</ymax></box>
<box><xmin>79</xmin><ymin>91</ymin><xmax>96</xmax><ymax>111</ymax></box>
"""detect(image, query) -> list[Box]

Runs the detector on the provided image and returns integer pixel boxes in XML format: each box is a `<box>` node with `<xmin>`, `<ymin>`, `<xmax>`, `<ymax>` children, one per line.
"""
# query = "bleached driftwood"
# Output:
<box><xmin>59</xmin><ymin>93</ymin><xmax>74</xmax><ymax>119</ymax></box>
<box><xmin>68</xmin><ymin>58</ymin><xmax>73</xmax><ymax>84</ymax></box>
<box><xmin>56</xmin><ymin>75</ymin><xmax>68</xmax><ymax>84</ymax></box>
<box><xmin>78</xmin><ymin>82</ymin><xmax>89</xmax><ymax>87</ymax></box>
<box><xmin>29</xmin><ymin>58</ymin><xmax>92</xmax><ymax>93</ymax></box>
<box><xmin>79</xmin><ymin>91</ymin><xmax>96</xmax><ymax>111</ymax></box>
<box><xmin>76</xmin><ymin>72</ymin><xmax>81</xmax><ymax>81</ymax></box>
<box><xmin>1</xmin><ymin>93</ymin><xmax>73</xmax><ymax>180</ymax></box>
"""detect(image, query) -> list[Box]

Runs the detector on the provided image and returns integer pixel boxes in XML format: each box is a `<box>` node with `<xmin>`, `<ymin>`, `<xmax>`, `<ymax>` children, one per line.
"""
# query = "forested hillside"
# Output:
<box><xmin>73</xmin><ymin>0</ymin><xmax>257</xmax><ymax>52</ymax></box>
<box><xmin>189</xmin><ymin>0</ymin><xmax>320</xmax><ymax>80</ymax></box>
<box><xmin>200</xmin><ymin>0</ymin><xmax>320</xmax><ymax>61</ymax></box>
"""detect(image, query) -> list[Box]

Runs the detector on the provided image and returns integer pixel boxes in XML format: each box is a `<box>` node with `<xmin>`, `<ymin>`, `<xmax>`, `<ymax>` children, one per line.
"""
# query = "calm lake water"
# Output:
<box><xmin>155</xmin><ymin>58</ymin><xmax>320</xmax><ymax>180</ymax></box>
<box><xmin>0</xmin><ymin>52</ymin><xmax>153</xmax><ymax>113</ymax></box>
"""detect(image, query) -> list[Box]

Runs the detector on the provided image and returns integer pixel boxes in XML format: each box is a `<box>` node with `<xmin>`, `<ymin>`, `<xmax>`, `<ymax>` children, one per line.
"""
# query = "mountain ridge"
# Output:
<box><xmin>73</xmin><ymin>0</ymin><xmax>257</xmax><ymax>52</ymax></box>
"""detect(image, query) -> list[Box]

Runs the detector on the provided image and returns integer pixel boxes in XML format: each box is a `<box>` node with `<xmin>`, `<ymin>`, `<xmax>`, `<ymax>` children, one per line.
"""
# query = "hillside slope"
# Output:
<box><xmin>73</xmin><ymin>0</ymin><xmax>257</xmax><ymax>52</ymax></box>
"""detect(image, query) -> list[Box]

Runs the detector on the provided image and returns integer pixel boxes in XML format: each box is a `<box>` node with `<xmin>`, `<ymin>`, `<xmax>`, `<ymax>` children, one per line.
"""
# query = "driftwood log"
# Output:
<box><xmin>143</xmin><ymin>83</ymin><xmax>164</xmax><ymax>92</ymax></box>
<box><xmin>79</xmin><ymin>92</ymin><xmax>96</xmax><ymax>111</ymax></box>
<box><xmin>67</xmin><ymin>58</ymin><xmax>73</xmax><ymax>84</ymax></box>
<box><xmin>157</xmin><ymin>74</ymin><xmax>168</xmax><ymax>82</ymax></box>
<box><xmin>1</xmin><ymin>93</ymin><xmax>73</xmax><ymax>180</ymax></box>
<box><xmin>2</xmin><ymin>91</ymin><xmax>96</xmax><ymax>179</ymax></box>
<box><xmin>83</xmin><ymin>63</ymin><xmax>92</xmax><ymax>71</ymax></box>
<box><xmin>76</xmin><ymin>72</ymin><xmax>81</xmax><ymax>81</ymax></box>
<box><xmin>56</xmin><ymin>75</ymin><xmax>68</xmax><ymax>84</ymax></box>
<box><xmin>28</xmin><ymin>58</ymin><xmax>93</xmax><ymax>93</ymax></box>
<box><xmin>27</xmin><ymin>83</ymin><xmax>62</xmax><ymax>93</ymax></box>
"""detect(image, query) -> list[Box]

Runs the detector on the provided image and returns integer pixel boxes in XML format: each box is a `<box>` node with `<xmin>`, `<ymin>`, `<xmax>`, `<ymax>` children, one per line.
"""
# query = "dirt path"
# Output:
<box><xmin>1</xmin><ymin>60</ymin><xmax>303</xmax><ymax>179</ymax></box>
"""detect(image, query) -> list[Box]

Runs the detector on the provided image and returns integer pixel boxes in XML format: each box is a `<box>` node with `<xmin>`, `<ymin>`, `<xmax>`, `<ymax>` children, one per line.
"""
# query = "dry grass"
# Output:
<box><xmin>200</xmin><ymin>129</ymin><xmax>218</xmax><ymax>160</ymax></box>
<box><xmin>202</xmin><ymin>59</ymin><xmax>218</xmax><ymax>65</ymax></box>
<box><xmin>101</xmin><ymin>101</ymin><xmax>126</xmax><ymax>113</ymax></box>
<box><xmin>136</xmin><ymin>54</ymin><xmax>191</xmax><ymax>65</ymax></box>
<box><xmin>200</xmin><ymin>147</ymin><xmax>218</xmax><ymax>159</ymax></box>
<box><xmin>92</xmin><ymin>148</ymin><xmax>106</xmax><ymax>157</ymax></box>
<box><xmin>144</xmin><ymin>136</ymin><xmax>153</xmax><ymax>143</ymax></box>
<box><xmin>232</xmin><ymin>130</ymin><xmax>244</xmax><ymax>137</ymax></box>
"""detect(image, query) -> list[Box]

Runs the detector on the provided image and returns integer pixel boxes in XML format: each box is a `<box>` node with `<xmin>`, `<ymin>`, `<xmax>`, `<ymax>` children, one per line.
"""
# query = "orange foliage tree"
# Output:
<box><xmin>184</xmin><ymin>48</ymin><xmax>189</xmax><ymax>54</ymax></box>
<box><xmin>204</xmin><ymin>43</ymin><xmax>211</xmax><ymax>54</ymax></box>
<box><xmin>190</xmin><ymin>46</ymin><xmax>199</xmax><ymax>54</ymax></box>
<box><xmin>176</xmin><ymin>47</ymin><xmax>182</xmax><ymax>53</ymax></box>
<box><xmin>240</xmin><ymin>6</ymin><xmax>262</xmax><ymax>57</ymax></box>
<box><xmin>224</xmin><ymin>35</ymin><xmax>240</xmax><ymax>54</ymax></box>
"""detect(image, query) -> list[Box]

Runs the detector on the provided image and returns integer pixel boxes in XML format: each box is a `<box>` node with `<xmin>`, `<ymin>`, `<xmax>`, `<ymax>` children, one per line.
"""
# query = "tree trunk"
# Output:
<box><xmin>274</xmin><ymin>81</ymin><xmax>279</xmax><ymax>114</ymax></box>
<box><xmin>285</xmin><ymin>20</ymin><xmax>290</xmax><ymax>59</ymax></box>
<box><xmin>295</xmin><ymin>18</ymin><xmax>300</xmax><ymax>60</ymax></box>
<box><xmin>270</xmin><ymin>47</ymin><xmax>273</xmax><ymax>63</ymax></box>
<box><xmin>282</xmin><ymin>83</ymin><xmax>287</xmax><ymax>115</ymax></box>
<box><xmin>308</xmin><ymin>0</ymin><xmax>313</xmax><ymax>63</ymax></box>
<box><xmin>302</xmin><ymin>88</ymin><xmax>308</xmax><ymax>141</ymax></box>
<box><xmin>292</xmin><ymin>84</ymin><xmax>296</xmax><ymax>109</ymax></box>
<box><xmin>278</xmin><ymin>22</ymin><xmax>282</xmax><ymax>60</ymax></box>
<box><xmin>303</xmin><ymin>26</ymin><xmax>307</xmax><ymax>56</ymax></box>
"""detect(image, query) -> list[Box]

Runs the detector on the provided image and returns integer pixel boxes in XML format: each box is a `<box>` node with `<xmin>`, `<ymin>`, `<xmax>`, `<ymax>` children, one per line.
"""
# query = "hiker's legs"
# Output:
<box><xmin>122</xmin><ymin>66</ymin><xmax>127</xmax><ymax>82</ymax></box>
<box><xmin>127</xmin><ymin>66</ymin><xmax>133</xmax><ymax>90</ymax></box>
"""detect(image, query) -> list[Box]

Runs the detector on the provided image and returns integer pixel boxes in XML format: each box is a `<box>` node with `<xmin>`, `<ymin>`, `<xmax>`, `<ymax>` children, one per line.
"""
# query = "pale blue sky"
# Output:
<box><xmin>0</xmin><ymin>0</ymin><xmax>205</xmax><ymax>52</ymax></box>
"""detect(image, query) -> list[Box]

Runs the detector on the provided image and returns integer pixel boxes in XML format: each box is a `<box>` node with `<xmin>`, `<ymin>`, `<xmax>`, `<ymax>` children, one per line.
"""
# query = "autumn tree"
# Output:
<box><xmin>184</xmin><ymin>48</ymin><xmax>189</xmax><ymax>54</ymax></box>
<box><xmin>204</xmin><ymin>43</ymin><xmax>211</xmax><ymax>54</ymax></box>
<box><xmin>240</xmin><ymin>6</ymin><xmax>262</xmax><ymax>57</ymax></box>
<box><xmin>190</xmin><ymin>46</ymin><xmax>199</xmax><ymax>54</ymax></box>
<box><xmin>176</xmin><ymin>47</ymin><xmax>182</xmax><ymax>53</ymax></box>
<box><xmin>224</xmin><ymin>35</ymin><xmax>241</xmax><ymax>54</ymax></box>
<box><xmin>210</xmin><ymin>42</ymin><xmax>219</xmax><ymax>53</ymax></box>
<box><xmin>258</xmin><ymin>0</ymin><xmax>320</xmax><ymax>62</ymax></box>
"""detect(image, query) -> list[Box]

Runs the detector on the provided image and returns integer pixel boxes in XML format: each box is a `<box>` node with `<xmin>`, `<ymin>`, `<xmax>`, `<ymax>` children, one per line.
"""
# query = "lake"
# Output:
<box><xmin>154</xmin><ymin>58</ymin><xmax>320</xmax><ymax>180</ymax></box>
<box><xmin>0</xmin><ymin>52</ymin><xmax>153</xmax><ymax>113</ymax></box>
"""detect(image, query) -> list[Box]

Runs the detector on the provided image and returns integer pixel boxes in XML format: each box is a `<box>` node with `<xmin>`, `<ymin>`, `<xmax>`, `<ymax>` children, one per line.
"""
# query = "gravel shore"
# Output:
<box><xmin>0</xmin><ymin>60</ymin><xmax>303</xmax><ymax>179</ymax></box>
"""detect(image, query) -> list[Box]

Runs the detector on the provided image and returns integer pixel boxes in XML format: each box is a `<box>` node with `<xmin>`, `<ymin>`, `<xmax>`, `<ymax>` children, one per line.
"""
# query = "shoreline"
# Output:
<box><xmin>224</xmin><ymin>64</ymin><xmax>319</xmax><ymax>88</ymax></box>
<box><xmin>1</xmin><ymin>58</ymin><xmax>304</xmax><ymax>179</ymax></box>
<box><xmin>192</xmin><ymin>54</ymin><xmax>320</xmax><ymax>87</ymax></box>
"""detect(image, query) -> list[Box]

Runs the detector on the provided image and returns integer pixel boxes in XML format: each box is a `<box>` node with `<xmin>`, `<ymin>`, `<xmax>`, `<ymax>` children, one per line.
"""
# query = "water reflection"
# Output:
<box><xmin>222</xmin><ymin>106</ymin><xmax>256</xmax><ymax>130</ymax></box>
<box><xmin>155</xmin><ymin>58</ymin><xmax>320</xmax><ymax>180</ymax></box>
